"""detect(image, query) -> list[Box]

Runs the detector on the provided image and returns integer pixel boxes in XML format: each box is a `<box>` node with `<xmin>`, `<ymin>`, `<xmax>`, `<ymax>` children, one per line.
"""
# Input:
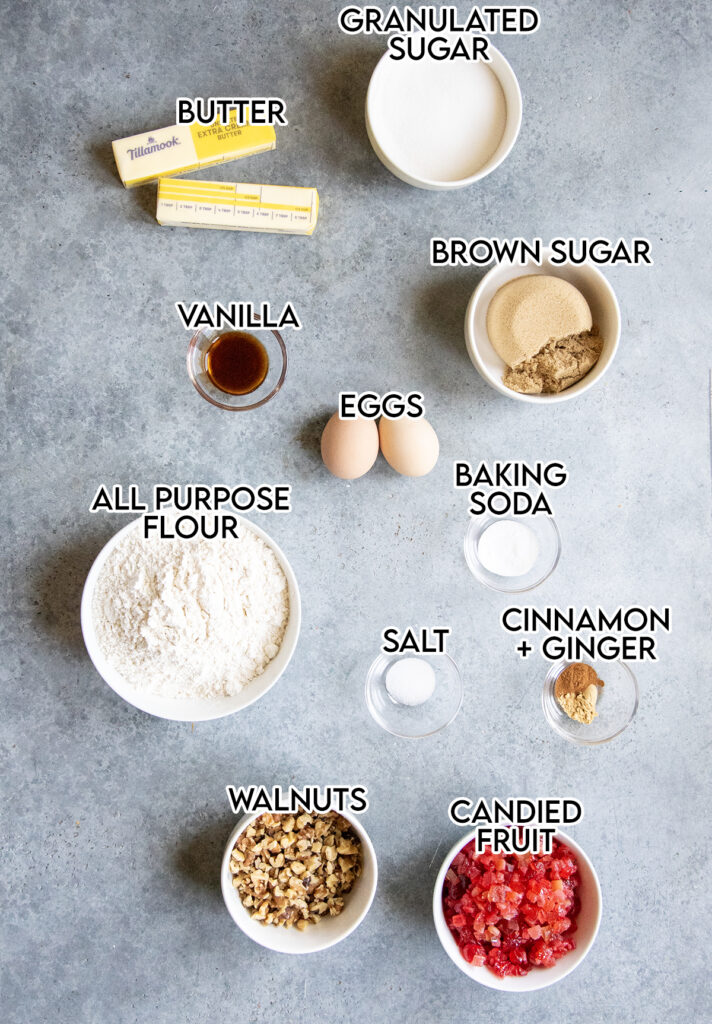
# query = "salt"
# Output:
<box><xmin>477</xmin><ymin>520</ymin><xmax>539</xmax><ymax>578</ymax></box>
<box><xmin>385</xmin><ymin>657</ymin><xmax>436</xmax><ymax>707</ymax></box>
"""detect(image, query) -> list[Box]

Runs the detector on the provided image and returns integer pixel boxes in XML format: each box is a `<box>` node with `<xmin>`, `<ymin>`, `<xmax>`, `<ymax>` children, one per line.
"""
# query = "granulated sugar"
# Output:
<box><xmin>92</xmin><ymin>520</ymin><xmax>289</xmax><ymax>699</ymax></box>
<box><xmin>369</xmin><ymin>55</ymin><xmax>506</xmax><ymax>182</ymax></box>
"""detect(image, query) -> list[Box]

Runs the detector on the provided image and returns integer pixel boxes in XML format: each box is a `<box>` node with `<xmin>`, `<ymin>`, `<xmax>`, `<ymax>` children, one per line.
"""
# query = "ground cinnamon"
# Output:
<box><xmin>555</xmin><ymin>663</ymin><xmax>604</xmax><ymax>725</ymax></box>
<box><xmin>555</xmin><ymin>662</ymin><xmax>602</xmax><ymax>699</ymax></box>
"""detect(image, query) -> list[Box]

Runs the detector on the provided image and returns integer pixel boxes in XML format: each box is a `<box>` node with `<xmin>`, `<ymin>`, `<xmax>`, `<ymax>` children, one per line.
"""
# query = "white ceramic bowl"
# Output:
<box><xmin>80</xmin><ymin>516</ymin><xmax>301</xmax><ymax>721</ymax></box>
<box><xmin>433</xmin><ymin>829</ymin><xmax>602</xmax><ymax>991</ymax></box>
<box><xmin>221</xmin><ymin>810</ymin><xmax>378</xmax><ymax>954</ymax></box>
<box><xmin>465</xmin><ymin>251</ymin><xmax>621</xmax><ymax>403</ymax></box>
<box><xmin>366</xmin><ymin>39</ymin><xmax>522</xmax><ymax>190</ymax></box>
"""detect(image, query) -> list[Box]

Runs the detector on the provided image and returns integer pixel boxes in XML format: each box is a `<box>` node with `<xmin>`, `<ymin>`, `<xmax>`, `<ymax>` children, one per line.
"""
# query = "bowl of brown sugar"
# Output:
<box><xmin>465</xmin><ymin>250</ymin><xmax>621</xmax><ymax>404</ymax></box>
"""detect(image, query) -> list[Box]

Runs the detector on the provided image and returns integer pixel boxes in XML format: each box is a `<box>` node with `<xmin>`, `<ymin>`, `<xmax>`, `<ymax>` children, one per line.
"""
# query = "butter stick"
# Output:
<box><xmin>112</xmin><ymin>111</ymin><xmax>276</xmax><ymax>188</ymax></box>
<box><xmin>156</xmin><ymin>179</ymin><xmax>319</xmax><ymax>236</ymax></box>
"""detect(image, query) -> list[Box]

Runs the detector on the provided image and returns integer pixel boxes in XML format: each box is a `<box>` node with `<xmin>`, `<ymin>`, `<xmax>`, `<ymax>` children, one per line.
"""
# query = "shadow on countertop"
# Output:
<box><xmin>409</xmin><ymin>266</ymin><xmax>497</xmax><ymax>402</ymax></box>
<box><xmin>308</xmin><ymin>42</ymin><xmax>407</xmax><ymax>193</ymax></box>
<box><xmin>296</xmin><ymin>410</ymin><xmax>331</xmax><ymax>466</ymax></box>
<box><xmin>381</xmin><ymin>839</ymin><xmax>444</xmax><ymax>931</ymax></box>
<box><xmin>33</xmin><ymin>523</ymin><xmax>120</xmax><ymax>655</ymax></box>
<box><xmin>417</xmin><ymin>268</ymin><xmax>489</xmax><ymax>358</ymax></box>
<box><xmin>174</xmin><ymin>814</ymin><xmax>238</xmax><ymax>904</ymax></box>
<box><xmin>88</xmin><ymin>140</ymin><xmax>157</xmax><ymax>222</ymax></box>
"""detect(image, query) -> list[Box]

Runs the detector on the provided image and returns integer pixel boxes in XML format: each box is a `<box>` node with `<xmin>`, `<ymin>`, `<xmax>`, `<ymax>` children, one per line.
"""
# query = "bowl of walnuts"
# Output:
<box><xmin>221</xmin><ymin>808</ymin><xmax>378</xmax><ymax>953</ymax></box>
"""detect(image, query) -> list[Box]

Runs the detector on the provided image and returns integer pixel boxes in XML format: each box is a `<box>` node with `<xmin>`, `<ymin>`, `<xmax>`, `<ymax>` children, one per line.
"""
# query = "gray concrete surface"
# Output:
<box><xmin>2</xmin><ymin>1</ymin><xmax>711</xmax><ymax>1021</ymax></box>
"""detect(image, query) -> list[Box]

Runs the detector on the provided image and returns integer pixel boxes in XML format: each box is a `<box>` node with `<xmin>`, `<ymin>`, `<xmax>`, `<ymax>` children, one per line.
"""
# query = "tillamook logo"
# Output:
<box><xmin>127</xmin><ymin>134</ymin><xmax>181</xmax><ymax>160</ymax></box>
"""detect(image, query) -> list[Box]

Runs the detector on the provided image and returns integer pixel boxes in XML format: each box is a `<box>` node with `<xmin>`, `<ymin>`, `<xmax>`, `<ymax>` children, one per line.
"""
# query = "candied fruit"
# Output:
<box><xmin>442</xmin><ymin>838</ymin><xmax>581</xmax><ymax>978</ymax></box>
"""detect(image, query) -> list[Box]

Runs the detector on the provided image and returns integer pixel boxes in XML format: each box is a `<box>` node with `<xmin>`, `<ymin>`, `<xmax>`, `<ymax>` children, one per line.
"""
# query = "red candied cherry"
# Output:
<box><xmin>461</xmin><ymin>942</ymin><xmax>487</xmax><ymax>966</ymax></box>
<box><xmin>499</xmin><ymin>903</ymin><xmax>519</xmax><ymax>922</ymax></box>
<box><xmin>550</xmin><ymin>937</ymin><xmax>576</xmax><ymax>958</ymax></box>
<box><xmin>486</xmin><ymin>949</ymin><xmax>510</xmax><ymax>977</ymax></box>
<box><xmin>551</xmin><ymin>855</ymin><xmax>577</xmax><ymax>879</ymax></box>
<box><xmin>508</xmin><ymin>946</ymin><xmax>528</xmax><ymax>968</ymax></box>
<box><xmin>529</xmin><ymin>939</ymin><xmax>557</xmax><ymax>968</ymax></box>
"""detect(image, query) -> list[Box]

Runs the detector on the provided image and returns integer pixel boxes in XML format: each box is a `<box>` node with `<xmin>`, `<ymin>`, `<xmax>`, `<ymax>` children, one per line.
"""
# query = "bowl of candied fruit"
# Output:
<box><xmin>433</xmin><ymin>831</ymin><xmax>602</xmax><ymax>990</ymax></box>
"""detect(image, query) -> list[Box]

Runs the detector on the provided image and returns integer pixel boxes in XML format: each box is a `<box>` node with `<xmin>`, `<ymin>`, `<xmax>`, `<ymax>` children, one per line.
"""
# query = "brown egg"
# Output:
<box><xmin>321</xmin><ymin>412</ymin><xmax>379</xmax><ymax>479</ymax></box>
<box><xmin>378</xmin><ymin>416</ymin><xmax>439</xmax><ymax>477</ymax></box>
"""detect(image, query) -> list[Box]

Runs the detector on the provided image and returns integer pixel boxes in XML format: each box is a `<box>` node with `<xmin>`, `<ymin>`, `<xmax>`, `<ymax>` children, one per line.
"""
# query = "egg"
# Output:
<box><xmin>378</xmin><ymin>416</ymin><xmax>439</xmax><ymax>477</ymax></box>
<box><xmin>321</xmin><ymin>412</ymin><xmax>379</xmax><ymax>479</ymax></box>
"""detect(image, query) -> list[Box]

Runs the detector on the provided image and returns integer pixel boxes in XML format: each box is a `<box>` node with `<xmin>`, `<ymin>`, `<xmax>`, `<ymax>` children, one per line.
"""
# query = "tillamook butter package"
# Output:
<box><xmin>156</xmin><ymin>179</ymin><xmax>319</xmax><ymax>235</ymax></box>
<box><xmin>112</xmin><ymin>111</ymin><xmax>276</xmax><ymax>187</ymax></box>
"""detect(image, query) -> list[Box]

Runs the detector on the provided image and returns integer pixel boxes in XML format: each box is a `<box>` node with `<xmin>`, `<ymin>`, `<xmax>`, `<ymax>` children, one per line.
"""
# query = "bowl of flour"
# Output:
<box><xmin>81</xmin><ymin>516</ymin><xmax>301</xmax><ymax>720</ymax></box>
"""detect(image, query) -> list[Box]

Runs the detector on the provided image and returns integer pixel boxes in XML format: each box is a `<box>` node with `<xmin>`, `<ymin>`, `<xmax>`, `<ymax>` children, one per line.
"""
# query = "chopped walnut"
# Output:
<box><xmin>230</xmin><ymin>810</ymin><xmax>362</xmax><ymax>929</ymax></box>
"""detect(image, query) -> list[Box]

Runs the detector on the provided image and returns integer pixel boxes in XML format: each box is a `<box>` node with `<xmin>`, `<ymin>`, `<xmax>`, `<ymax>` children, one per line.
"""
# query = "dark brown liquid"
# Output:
<box><xmin>205</xmin><ymin>331</ymin><xmax>269</xmax><ymax>396</ymax></box>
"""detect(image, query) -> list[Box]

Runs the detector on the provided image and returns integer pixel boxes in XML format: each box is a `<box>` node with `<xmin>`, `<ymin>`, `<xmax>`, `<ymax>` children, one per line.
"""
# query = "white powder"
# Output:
<box><xmin>385</xmin><ymin>658</ymin><xmax>436</xmax><ymax>707</ymax></box>
<box><xmin>92</xmin><ymin>520</ymin><xmax>289</xmax><ymax>699</ymax></box>
<box><xmin>477</xmin><ymin>520</ymin><xmax>539</xmax><ymax>578</ymax></box>
<box><xmin>370</xmin><ymin>52</ymin><xmax>507</xmax><ymax>182</ymax></box>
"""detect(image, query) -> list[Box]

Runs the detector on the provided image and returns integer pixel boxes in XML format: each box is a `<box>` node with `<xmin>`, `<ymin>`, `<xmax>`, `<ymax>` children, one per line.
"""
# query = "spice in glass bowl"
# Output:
<box><xmin>555</xmin><ymin>663</ymin><xmax>604</xmax><ymax>724</ymax></box>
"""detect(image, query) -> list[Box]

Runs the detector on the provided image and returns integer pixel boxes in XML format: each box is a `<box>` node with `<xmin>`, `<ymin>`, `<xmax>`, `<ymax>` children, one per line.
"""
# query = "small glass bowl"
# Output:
<box><xmin>365</xmin><ymin>653</ymin><xmax>463</xmax><ymax>738</ymax></box>
<box><xmin>464</xmin><ymin>515</ymin><xmax>561</xmax><ymax>593</ymax></box>
<box><xmin>542</xmin><ymin>659</ymin><xmax>639</xmax><ymax>745</ymax></box>
<box><xmin>187</xmin><ymin>326</ymin><xmax>287</xmax><ymax>410</ymax></box>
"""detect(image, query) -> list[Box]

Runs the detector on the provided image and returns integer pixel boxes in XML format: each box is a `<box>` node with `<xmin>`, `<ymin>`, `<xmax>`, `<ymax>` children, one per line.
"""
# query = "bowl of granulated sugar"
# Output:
<box><xmin>366</xmin><ymin>36</ymin><xmax>522</xmax><ymax>189</ymax></box>
<box><xmin>81</xmin><ymin>515</ymin><xmax>301</xmax><ymax>721</ymax></box>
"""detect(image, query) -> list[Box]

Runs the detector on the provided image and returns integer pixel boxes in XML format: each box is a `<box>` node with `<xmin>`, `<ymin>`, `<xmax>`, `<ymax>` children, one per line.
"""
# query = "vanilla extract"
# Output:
<box><xmin>206</xmin><ymin>331</ymin><xmax>269</xmax><ymax>395</ymax></box>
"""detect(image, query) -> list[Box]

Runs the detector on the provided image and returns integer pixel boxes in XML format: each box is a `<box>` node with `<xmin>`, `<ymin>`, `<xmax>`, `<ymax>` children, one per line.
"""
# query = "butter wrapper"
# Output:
<box><xmin>112</xmin><ymin>112</ymin><xmax>276</xmax><ymax>188</ymax></box>
<box><xmin>156</xmin><ymin>179</ymin><xmax>319</xmax><ymax>236</ymax></box>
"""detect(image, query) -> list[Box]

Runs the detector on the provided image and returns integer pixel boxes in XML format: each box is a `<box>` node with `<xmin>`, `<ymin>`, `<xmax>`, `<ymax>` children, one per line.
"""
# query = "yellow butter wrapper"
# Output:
<box><xmin>112</xmin><ymin>111</ymin><xmax>276</xmax><ymax>188</ymax></box>
<box><xmin>156</xmin><ymin>179</ymin><xmax>319</xmax><ymax>236</ymax></box>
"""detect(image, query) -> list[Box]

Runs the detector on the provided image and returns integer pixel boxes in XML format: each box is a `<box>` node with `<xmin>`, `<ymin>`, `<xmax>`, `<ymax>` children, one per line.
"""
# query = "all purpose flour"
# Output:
<box><xmin>92</xmin><ymin>521</ymin><xmax>289</xmax><ymax>699</ymax></box>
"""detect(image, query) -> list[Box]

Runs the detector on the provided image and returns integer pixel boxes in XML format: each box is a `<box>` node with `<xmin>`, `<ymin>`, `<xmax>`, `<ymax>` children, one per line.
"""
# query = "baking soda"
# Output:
<box><xmin>477</xmin><ymin>520</ymin><xmax>539</xmax><ymax>577</ymax></box>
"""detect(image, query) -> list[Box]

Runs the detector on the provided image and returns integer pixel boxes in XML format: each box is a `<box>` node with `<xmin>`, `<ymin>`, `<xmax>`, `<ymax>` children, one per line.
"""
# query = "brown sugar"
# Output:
<box><xmin>503</xmin><ymin>331</ymin><xmax>603</xmax><ymax>395</ymax></box>
<box><xmin>487</xmin><ymin>275</ymin><xmax>593</xmax><ymax>367</ymax></box>
<box><xmin>485</xmin><ymin>275</ymin><xmax>604</xmax><ymax>395</ymax></box>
